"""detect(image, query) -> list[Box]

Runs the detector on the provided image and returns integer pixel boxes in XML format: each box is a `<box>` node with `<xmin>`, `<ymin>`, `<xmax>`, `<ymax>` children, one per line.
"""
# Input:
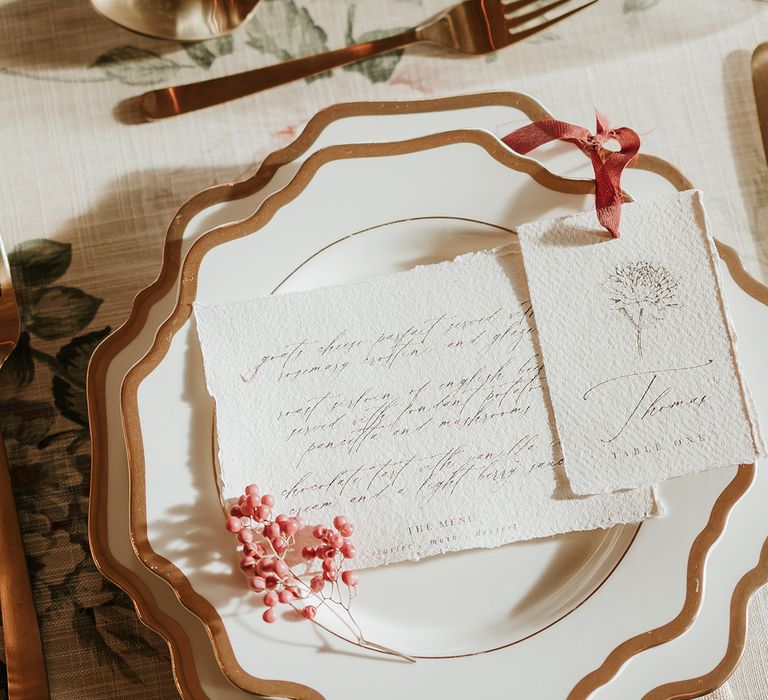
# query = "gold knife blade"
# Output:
<box><xmin>751</xmin><ymin>43</ymin><xmax>768</xmax><ymax>162</ymax></box>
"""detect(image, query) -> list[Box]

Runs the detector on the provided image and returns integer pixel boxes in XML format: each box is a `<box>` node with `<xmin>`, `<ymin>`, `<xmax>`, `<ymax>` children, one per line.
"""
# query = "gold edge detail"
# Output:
<box><xmin>636</xmin><ymin>238</ymin><xmax>768</xmax><ymax>700</ymax></box>
<box><xmin>642</xmin><ymin>538</ymin><xmax>768</xmax><ymax>700</ymax></box>
<box><xmin>84</xmin><ymin>93</ymin><xmax>768</xmax><ymax>699</ymax></box>
<box><xmin>119</xmin><ymin>128</ymin><xmax>595</xmax><ymax>699</ymax></box>
<box><xmin>87</xmin><ymin>92</ymin><xmax>560</xmax><ymax>699</ymax></box>
<box><xmin>566</xmin><ymin>464</ymin><xmax>755</xmax><ymax>700</ymax></box>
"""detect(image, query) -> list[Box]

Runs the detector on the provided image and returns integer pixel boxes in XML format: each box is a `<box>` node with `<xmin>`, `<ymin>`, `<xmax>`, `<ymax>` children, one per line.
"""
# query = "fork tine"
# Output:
<box><xmin>506</xmin><ymin>0</ymin><xmax>586</xmax><ymax>28</ymax></box>
<box><xmin>508</xmin><ymin>0</ymin><xmax>598</xmax><ymax>39</ymax></box>
<box><xmin>501</xmin><ymin>0</ymin><xmax>542</xmax><ymax>12</ymax></box>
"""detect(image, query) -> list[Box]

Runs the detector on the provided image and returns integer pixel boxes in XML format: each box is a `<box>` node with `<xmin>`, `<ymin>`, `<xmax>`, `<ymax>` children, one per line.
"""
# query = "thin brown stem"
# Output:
<box><xmin>238</xmin><ymin>515</ymin><xmax>413</xmax><ymax>662</ymax></box>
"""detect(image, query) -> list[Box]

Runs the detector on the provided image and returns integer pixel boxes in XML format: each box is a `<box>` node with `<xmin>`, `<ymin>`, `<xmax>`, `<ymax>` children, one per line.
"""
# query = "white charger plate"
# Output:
<box><xmin>87</xmin><ymin>93</ymin><xmax>768</xmax><ymax>699</ymax></box>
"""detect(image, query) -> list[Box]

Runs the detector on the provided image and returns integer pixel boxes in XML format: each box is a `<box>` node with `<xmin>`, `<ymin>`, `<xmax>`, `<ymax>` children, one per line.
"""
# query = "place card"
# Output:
<box><xmin>195</xmin><ymin>246</ymin><xmax>659</xmax><ymax>569</ymax></box>
<box><xmin>517</xmin><ymin>190</ymin><xmax>764</xmax><ymax>495</ymax></box>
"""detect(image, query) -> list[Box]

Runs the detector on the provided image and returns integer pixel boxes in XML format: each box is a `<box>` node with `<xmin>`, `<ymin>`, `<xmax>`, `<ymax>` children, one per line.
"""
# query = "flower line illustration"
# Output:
<box><xmin>603</xmin><ymin>260</ymin><xmax>680</xmax><ymax>357</ymax></box>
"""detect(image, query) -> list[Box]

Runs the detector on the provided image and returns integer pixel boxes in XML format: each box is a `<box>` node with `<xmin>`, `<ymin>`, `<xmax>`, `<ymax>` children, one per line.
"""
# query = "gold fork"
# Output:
<box><xmin>0</xmin><ymin>236</ymin><xmax>49</xmax><ymax>700</ymax></box>
<box><xmin>140</xmin><ymin>0</ymin><xmax>598</xmax><ymax>120</ymax></box>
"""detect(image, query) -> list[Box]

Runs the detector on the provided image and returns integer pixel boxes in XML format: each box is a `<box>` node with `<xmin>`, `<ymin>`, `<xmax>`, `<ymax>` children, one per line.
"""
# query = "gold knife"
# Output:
<box><xmin>0</xmin><ymin>234</ymin><xmax>49</xmax><ymax>700</ymax></box>
<box><xmin>752</xmin><ymin>43</ymin><xmax>768</xmax><ymax>159</ymax></box>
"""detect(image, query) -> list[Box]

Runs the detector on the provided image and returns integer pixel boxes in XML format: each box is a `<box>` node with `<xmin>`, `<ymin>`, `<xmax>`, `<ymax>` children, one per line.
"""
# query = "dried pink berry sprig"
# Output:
<box><xmin>225</xmin><ymin>484</ymin><xmax>414</xmax><ymax>662</ymax></box>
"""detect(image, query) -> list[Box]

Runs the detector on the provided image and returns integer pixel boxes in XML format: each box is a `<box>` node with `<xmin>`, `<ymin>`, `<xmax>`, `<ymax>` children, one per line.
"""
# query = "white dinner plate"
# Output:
<box><xmin>88</xmin><ymin>93</ymin><xmax>768</xmax><ymax>699</ymax></box>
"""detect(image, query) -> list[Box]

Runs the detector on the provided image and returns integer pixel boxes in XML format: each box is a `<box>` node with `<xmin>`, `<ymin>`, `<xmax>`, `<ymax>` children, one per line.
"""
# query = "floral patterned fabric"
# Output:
<box><xmin>0</xmin><ymin>239</ymin><xmax>175</xmax><ymax>698</ymax></box>
<box><xmin>1</xmin><ymin>0</ymin><xmax>767</xmax><ymax>697</ymax></box>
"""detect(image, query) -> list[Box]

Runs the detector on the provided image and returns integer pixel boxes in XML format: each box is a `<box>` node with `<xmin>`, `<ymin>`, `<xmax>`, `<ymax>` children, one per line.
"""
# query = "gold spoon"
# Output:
<box><xmin>90</xmin><ymin>0</ymin><xmax>260</xmax><ymax>42</ymax></box>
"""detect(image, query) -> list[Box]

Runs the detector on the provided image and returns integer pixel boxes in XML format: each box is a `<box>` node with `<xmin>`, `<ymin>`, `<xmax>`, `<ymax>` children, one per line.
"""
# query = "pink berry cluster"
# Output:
<box><xmin>225</xmin><ymin>483</ymin><xmax>358</xmax><ymax>624</ymax></box>
<box><xmin>303</xmin><ymin>516</ymin><xmax>358</xmax><ymax>593</ymax></box>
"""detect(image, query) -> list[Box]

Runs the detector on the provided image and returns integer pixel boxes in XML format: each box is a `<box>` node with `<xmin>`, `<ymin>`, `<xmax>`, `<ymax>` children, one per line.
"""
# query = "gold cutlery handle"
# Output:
<box><xmin>140</xmin><ymin>29</ymin><xmax>420</xmax><ymax>120</ymax></box>
<box><xmin>0</xmin><ymin>435</ymin><xmax>49</xmax><ymax>700</ymax></box>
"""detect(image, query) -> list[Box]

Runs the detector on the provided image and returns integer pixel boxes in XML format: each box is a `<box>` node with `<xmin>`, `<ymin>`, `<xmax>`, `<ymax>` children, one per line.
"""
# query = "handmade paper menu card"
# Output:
<box><xmin>195</xmin><ymin>247</ymin><xmax>658</xmax><ymax>569</ymax></box>
<box><xmin>517</xmin><ymin>190</ymin><xmax>764</xmax><ymax>496</ymax></box>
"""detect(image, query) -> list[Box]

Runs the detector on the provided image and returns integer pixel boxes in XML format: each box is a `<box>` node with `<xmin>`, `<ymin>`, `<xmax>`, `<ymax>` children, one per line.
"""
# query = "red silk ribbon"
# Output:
<box><xmin>501</xmin><ymin>113</ymin><xmax>640</xmax><ymax>238</ymax></box>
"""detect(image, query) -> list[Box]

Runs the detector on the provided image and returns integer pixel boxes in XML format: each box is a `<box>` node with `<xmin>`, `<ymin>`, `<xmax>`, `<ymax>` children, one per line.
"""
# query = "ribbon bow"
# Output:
<box><xmin>502</xmin><ymin>113</ymin><xmax>640</xmax><ymax>238</ymax></box>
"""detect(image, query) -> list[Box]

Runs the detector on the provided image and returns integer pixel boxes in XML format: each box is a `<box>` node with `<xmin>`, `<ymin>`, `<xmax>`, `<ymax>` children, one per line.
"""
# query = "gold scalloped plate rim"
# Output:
<box><xmin>85</xmin><ymin>92</ymin><xmax>768</xmax><ymax>700</ymax></box>
<box><xmin>122</xmin><ymin>128</ymin><xmax>604</xmax><ymax>700</ymax></box>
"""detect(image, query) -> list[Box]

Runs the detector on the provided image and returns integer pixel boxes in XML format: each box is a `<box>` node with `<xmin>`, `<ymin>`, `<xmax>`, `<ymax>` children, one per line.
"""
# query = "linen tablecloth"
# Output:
<box><xmin>1</xmin><ymin>0</ymin><xmax>767</xmax><ymax>697</ymax></box>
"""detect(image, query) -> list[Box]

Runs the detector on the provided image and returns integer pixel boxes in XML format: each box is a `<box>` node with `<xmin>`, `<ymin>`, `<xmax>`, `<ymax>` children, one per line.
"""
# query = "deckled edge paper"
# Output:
<box><xmin>516</xmin><ymin>190</ymin><xmax>765</xmax><ymax>495</ymax></box>
<box><xmin>195</xmin><ymin>245</ymin><xmax>660</xmax><ymax>569</ymax></box>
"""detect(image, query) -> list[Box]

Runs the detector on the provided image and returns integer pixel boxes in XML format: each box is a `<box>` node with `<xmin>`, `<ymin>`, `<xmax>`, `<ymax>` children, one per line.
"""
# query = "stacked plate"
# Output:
<box><xmin>87</xmin><ymin>92</ymin><xmax>768</xmax><ymax>699</ymax></box>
